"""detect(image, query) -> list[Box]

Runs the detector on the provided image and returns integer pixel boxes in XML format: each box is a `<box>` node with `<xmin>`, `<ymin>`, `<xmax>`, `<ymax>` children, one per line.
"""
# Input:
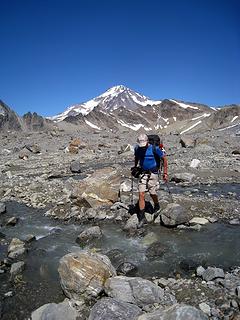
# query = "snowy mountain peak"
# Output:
<box><xmin>49</xmin><ymin>85</ymin><xmax>162</xmax><ymax>122</ymax></box>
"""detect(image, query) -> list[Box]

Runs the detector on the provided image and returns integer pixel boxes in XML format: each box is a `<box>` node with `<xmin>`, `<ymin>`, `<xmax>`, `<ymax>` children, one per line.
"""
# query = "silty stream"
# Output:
<box><xmin>0</xmin><ymin>183</ymin><xmax>240</xmax><ymax>319</ymax></box>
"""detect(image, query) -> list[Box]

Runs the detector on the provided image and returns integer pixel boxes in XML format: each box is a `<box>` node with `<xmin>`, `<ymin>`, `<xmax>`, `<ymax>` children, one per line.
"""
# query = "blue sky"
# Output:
<box><xmin>1</xmin><ymin>0</ymin><xmax>240</xmax><ymax>116</ymax></box>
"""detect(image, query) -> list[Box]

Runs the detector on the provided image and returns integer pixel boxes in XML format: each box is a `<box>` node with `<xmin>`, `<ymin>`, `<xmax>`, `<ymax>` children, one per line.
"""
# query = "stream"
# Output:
<box><xmin>0</xmin><ymin>192</ymin><xmax>240</xmax><ymax>319</ymax></box>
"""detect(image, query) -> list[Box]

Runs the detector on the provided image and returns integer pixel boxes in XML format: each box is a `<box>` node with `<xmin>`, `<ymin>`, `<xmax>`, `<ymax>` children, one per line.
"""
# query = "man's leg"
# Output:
<box><xmin>139</xmin><ymin>191</ymin><xmax>145</xmax><ymax>210</ymax></box>
<box><xmin>149</xmin><ymin>174</ymin><xmax>160</xmax><ymax>220</ymax></box>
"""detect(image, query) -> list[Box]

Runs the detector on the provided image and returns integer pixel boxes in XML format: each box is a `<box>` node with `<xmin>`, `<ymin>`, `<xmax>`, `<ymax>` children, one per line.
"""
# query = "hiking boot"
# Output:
<box><xmin>153</xmin><ymin>203</ymin><xmax>160</xmax><ymax>221</ymax></box>
<box><xmin>137</xmin><ymin>209</ymin><xmax>147</xmax><ymax>229</ymax></box>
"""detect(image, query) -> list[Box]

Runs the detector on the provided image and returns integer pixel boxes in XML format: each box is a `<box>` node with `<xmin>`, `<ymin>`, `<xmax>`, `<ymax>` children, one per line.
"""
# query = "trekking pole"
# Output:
<box><xmin>165</xmin><ymin>181</ymin><xmax>174</xmax><ymax>203</ymax></box>
<box><xmin>131</xmin><ymin>175</ymin><xmax>134</xmax><ymax>206</ymax></box>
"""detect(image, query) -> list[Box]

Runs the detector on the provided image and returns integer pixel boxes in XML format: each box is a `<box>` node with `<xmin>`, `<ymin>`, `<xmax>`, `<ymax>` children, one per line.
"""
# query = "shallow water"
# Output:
<box><xmin>0</xmin><ymin>201</ymin><xmax>240</xmax><ymax>319</ymax></box>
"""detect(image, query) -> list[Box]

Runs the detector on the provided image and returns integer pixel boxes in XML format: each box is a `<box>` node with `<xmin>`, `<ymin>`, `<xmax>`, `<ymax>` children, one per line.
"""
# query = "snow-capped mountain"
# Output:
<box><xmin>50</xmin><ymin>85</ymin><xmax>162</xmax><ymax>122</ymax></box>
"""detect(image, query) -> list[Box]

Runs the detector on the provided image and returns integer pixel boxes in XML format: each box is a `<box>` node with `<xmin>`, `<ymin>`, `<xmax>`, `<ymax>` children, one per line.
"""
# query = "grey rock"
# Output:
<box><xmin>6</xmin><ymin>216</ymin><xmax>19</xmax><ymax>226</ymax></box>
<box><xmin>123</xmin><ymin>215</ymin><xmax>138</xmax><ymax>231</ymax></box>
<box><xmin>70</xmin><ymin>160</ymin><xmax>82</xmax><ymax>173</ymax></box>
<box><xmin>171</xmin><ymin>173</ymin><xmax>196</xmax><ymax>183</ymax></box>
<box><xmin>76</xmin><ymin>226</ymin><xmax>102</xmax><ymax>244</ymax></box>
<box><xmin>8</xmin><ymin>238</ymin><xmax>26</xmax><ymax>259</ymax></box>
<box><xmin>160</xmin><ymin>203</ymin><xmax>189</xmax><ymax>227</ymax></box>
<box><xmin>106</xmin><ymin>249</ymin><xmax>125</xmax><ymax>267</ymax></box>
<box><xmin>88</xmin><ymin>297</ymin><xmax>142</xmax><ymax>320</ymax></box>
<box><xmin>137</xmin><ymin>303</ymin><xmax>208</xmax><ymax>320</ymax></box>
<box><xmin>199</xmin><ymin>302</ymin><xmax>211</xmax><ymax>316</ymax></box>
<box><xmin>196</xmin><ymin>266</ymin><xmax>206</xmax><ymax>277</ymax></box>
<box><xmin>0</xmin><ymin>202</ymin><xmax>6</xmax><ymax>214</ymax></box>
<box><xmin>25</xmin><ymin>143</ymin><xmax>41</xmax><ymax>154</ymax></box>
<box><xmin>202</xmin><ymin>267</ymin><xmax>225</xmax><ymax>281</ymax></box>
<box><xmin>180</xmin><ymin>137</ymin><xmax>196</xmax><ymax>148</ymax></box>
<box><xmin>116</xmin><ymin>262</ymin><xmax>138</xmax><ymax>276</ymax></box>
<box><xmin>105</xmin><ymin>276</ymin><xmax>175</xmax><ymax>308</ymax></box>
<box><xmin>58</xmin><ymin>251</ymin><xmax>116</xmax><ymax>300</ymax></box>
<box><xmin>146</xmin><ymin>242</ymin><xmax>168</xmax><ymax>260</ymax></box>
<box><xmin>31</xmin><ymin>299</ymin><xmax>79</xmax><ymax>320</ymax></box>
<box><xmin>236</xmin><ymin>285</ymin><xmax>240</xmax><ymax>297</ymax></box>
<box><xmin>10</xmin><ymin>261</ymin><xmax>25</xmax><ymax>279</ymax></box>
<box><xmin>229</xmin><ymin>218</ymin><xmax>240</xmax><ymax>225</ymax></box>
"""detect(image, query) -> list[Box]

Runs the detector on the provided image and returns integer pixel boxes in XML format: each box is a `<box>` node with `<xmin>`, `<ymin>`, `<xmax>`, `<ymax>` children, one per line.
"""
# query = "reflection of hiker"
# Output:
<box><xmin>132</xmin><ymin>133</ymin><xmax>168</xmax><ymax>228</ymax></box>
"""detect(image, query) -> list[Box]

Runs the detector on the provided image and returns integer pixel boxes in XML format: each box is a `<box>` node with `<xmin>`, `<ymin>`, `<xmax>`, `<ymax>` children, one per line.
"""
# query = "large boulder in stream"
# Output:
<box><xmin>58</xmin><ymin>251</ymin><xmax>116</xmax><ymax>300</ymax></box>
<box><xmin>104</xmin><ymin>276</ymin><xmax>176</xmax><ymax>308</ymax></box>
<box><xmin>89</xmin><ymin>297</ymin><xmax>142</xmax><ymax>320</ymax></box>
<box><xmin>137</xmin><ymin>303</ymin><xmax>208</xmax><ymax>320</ymax></box>
<box><xmin>160</xmin><ymin>203</ymin><xmax>189</xmax><ymax>227</ymax></box>
<box><xmin>8</xmin><ymin>238</ymin><xmax>26</xmax><ymax>259</ymax></box>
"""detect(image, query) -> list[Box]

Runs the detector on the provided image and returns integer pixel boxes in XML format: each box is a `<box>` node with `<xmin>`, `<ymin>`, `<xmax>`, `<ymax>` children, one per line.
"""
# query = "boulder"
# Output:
<box><xmin>8</xmin><ymin>238</ymin><xmax>26</xmax><ymax>259</ymax></box>
<box><xmin>19</xmin><ymin>147</ymin><xmax>31</xmax><ymax>160</ymax></box>
<box><xmin>31</xmin><ymin>299</ymin><xmax>79</xmax><ymax>320</ymax></box>
<box><xmin>123</xmin><ymin>215</ymin><xmax>139</xmax><ymax>231</ymax></box>
<box><xmin>137</xmin><ymin>303</ymin><xmax>208</xmax><ymax>320</ymax></box>
<box><xmin>70</xmin><ymin>160</ymin><xmax>82</xmax><ymax>173</ymax></box>
<box><xmin>180</xmin><ymin>137</ymin><xmax>196</xmax><ymax>148</ymax></box>
<box><xmin>10</xmin><ymin>261</ymin><xmax>25</xmax><ymax>279</ymax></box>
<box><xmin>25</xmin><ymin>144</ymin><xmax>41</xmax><ymax>154</ymax></box>
<box><xmin>89</xmin><ymin>297</ymin><xmax>142</xmax><ymax>320</ymax></box>
<box><xmin>189</xmin><ymin>217</ymin><xmax>209</xmax><ymax>225</ymax></box>
<box><xmin>190</xmin><ymin>159</ymin><xmax>200</xmax><ymax>168</ymax></box>
<box><xmin>6</xmin><ymin>217</ymin><xmax>19</xmax><ymax>226</ymax></box>
<box><xmin>106</xmin><ymin>249</ymin><xmax>125</xmax><ymax>267</ymax></box>
<box><xmin>171</xmin><ymin>173</ymin><xmax>196</xmax><ymax>183</ymax></box>
<box><xmin>0</xmin><ymin>202</ymin><xmax>6</xmax><ymax>214</ymax></box>
<box><xmin>76</xmin><ymin>226</ymin><xmax>102</xmax><ymax>245</ymax></box>
<box><xmin>202</xmin><ymin>267</ymin><xmax>225</xmax><ymax>281</ymax></box>
<box><xmin>160</xmin><ymin>203</ymin><xmax>189</xmax><ymax>227</ymax></box>
<box><xmin>58</xmin><ymin>251</ymin><xmax>116</xmax><ymax>300</ymax></box>
<box><xmin>116</xmin><ymin>262</ymin><xmax>138</xmax><ymax>276</ymax></box>
<box><xmin>105</xmin><ymin>276</ymin><xmax>174</xmax><ymax>308</ymax></box>
<box><xmin>73</xmin><ymin>168</ymin><xmax>120</xmax><ymax>207</ymax></box>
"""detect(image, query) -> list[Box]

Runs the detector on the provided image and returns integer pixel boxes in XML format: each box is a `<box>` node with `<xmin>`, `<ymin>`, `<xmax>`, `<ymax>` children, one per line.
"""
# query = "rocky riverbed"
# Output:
<box><xmin>0</xmin><ymin>128</ymin><xmax>240</xmax><ymax>319</ymax></box>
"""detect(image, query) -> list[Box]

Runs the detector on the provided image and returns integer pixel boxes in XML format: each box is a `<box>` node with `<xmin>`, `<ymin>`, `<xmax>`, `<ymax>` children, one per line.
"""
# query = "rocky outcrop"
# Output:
<box><xmin>160</xmin><ymin>203</ymin><xmax>189</xmax><ymax>227</ymax></box>
<box><xmin>22</xmin><ymin>112</ymin><xmax>49</xmax><ymax>131</ymax></box>
<box><xmin>0</xmin><ymin>100</ymin><xmax>22</xmax><ymax>131</ymax></box>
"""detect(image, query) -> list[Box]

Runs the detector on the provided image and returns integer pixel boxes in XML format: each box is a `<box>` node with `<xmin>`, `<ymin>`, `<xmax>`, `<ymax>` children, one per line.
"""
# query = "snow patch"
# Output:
<box><xmin>231</xmin><ymin>116</ymin><xmax>238</xmax><ymax>123</ymax></box>
<box><xmin>170</xmin><ymin>99</ymin><xmax>199</xmax><ymax>110</ymax></box>
<box><xmin>180</xmin><ymin>120</ymin><xmax>202</xmax><ymax>134</ymax></box>
<box><xmin>218</xmin><ymin>123</ymin><xmax>240</xmax><ymax>131</ymax></box>
<box><xmin>85</xmin><ymin>120</ymin><xmax>101</xmax><ymax>130</ymax></box>
<box><xmin>117</xmin><ymin>119</ymin><xmax>143</xmax><ymax>131</ymax></box>
<box><xmin>191</xmin><ymin>113</ymin><xmax>211</xmax><ymax>121</ymax></box>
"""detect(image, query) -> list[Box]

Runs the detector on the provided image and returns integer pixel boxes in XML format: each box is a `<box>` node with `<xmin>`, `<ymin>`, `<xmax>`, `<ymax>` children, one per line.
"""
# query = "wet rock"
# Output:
<box><xmin>8</xmin><ymin>238</ymin><xmax>26</xmax><ymax>259</ymax></box>
<box><xmin>76</xmin><ymin>226</ymin><xmax>102</xmax><ymax>245</ymax></box>
<box><xmin>106</xmin><ymin>249</ymin><xmax>125</xmax><ymax>267</ymax></box>
<box><xmin>146</xmin><ymin>242</ymin><xmax>168</xmax><ymax>260</ymax></box>
<box><xmin>179</xmin><ymin>259</ymin><xmax>198</xmax><ymax>272</ymax></box>
<box><xmin>89</xmin><ymin>297</ymin><xmax>142</xmax><ymax>320</ymax></box>
<box><xmin>0</xmin><ymin>202</ymin><xmax>6</xmax><ymax>214</ymax></box>
<box><xmin>171</xmin><ymin>173</ymin><xmax>196</xmax><ymax>183</ymax></box>
<box><xmin>199</xmin><ymin>302</ymin><xmax>211</xmax><ymax>316</ymax></box>
<box><xmin>160</xmin><ymin>203</ymin><xmax>189</xmax><ymax>227</ymax></box>
<box><xmin>10</xmin><ymin>261</ymin><xmax>25</xmax><ymax>279</ymax></box>
<box><xmin>116</xmin><ymin>262</ymin><xmax>138</xmax><ymax>276</ymax></box>
<box><xmin>202</xmin><ymin>267</ymin><xmax>225</xmax><ymax>281</ymax></box>
<box><xmin>6</xmin><ymin>216</ymin><xmax>19</xmax><ymax>226</ymax></box>
<box><xmin>31</xmin><ymin>299</ymin><xmax>79</xmax><ymax>320</ymax></box>
<box><xmin>23</xmin><ymin>234</ymin><xmax>36</xmax><ymax>243</ymax></box>
<box><xmin>137</xmin><ymin>303</ymin><xmax>208</xmax><ymax>320</ymax></box>
<box><xmin>123</xmin><ymin>215</ymin><xmax>138</xmax><ymax>231</ymax></box>
<box><xmin>58</xmin><ymin>251</ymin><xmax>116</xmax><ymax>300</ymax></box>
<box><xmin>190</xmin><ymin>159</ymin><xmax>200</xmax><ymax>168</ymax></box>
<box><xmin>105</xmin><ymin>276</ymin><xmax>175</xmax><ymax>308</ymax></box>
<box><xmin>189</xmin><ymin>217</ymin><xmax>209</xmax><ymax>225</ymax></box>
<box><xmin>70</xmin><ymin>160</ymin><xmax>82</xmax><ymax>173</ymax></box>
<box><xmin>0</xmin><ymin>232</ymin><xmax>6</xmax><ymax>239</ymax></box>
<box><xmin>141</xmin><ymin>232</ymin><xmax>158</xmax><ymax>247</ymax></box>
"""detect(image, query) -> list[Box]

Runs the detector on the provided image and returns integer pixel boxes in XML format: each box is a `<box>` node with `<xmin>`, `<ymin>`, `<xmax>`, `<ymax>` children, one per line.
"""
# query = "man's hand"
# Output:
<box><xmin>163</xmin><ymin>173</ymin><xmax>168</xmax><ymax>182</ymax></box>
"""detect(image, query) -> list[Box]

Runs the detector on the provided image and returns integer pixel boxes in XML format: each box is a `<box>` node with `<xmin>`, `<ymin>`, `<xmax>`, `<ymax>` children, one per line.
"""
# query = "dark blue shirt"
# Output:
<box><xmin>135</xmin><ymin>144</ymin><xmax>164</xmax><ymax>172</ymax></box>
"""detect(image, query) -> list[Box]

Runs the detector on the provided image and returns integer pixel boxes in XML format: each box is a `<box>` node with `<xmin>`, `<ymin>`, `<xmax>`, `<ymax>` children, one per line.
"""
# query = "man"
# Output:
<box><xmin>133</xmin><ymin>133</ymin><xmax>168</xmax><ymax>228</ymax></box>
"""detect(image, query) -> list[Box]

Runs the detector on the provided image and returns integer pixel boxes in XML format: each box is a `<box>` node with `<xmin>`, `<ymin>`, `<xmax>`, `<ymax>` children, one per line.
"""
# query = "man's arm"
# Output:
<box><xmin>162</xmin><ymin>155</ymin><xmax>168</xmax><ymax>182</ymax></box>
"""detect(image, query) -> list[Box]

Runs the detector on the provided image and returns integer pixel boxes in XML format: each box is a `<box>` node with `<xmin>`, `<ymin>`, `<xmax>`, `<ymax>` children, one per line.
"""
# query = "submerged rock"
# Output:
<box><xmin>76</xmin><ymin>226</ymin><xmax>103</xmax><ymax>245</ymax></box>
<box><xmin>146</xmin><ymin>242</ymin><xmax>168</xmax><ymax>260</ymax></box>
<box><xmin>10</xmin><ymin>261</ymin><xmax>25</xmax><ymax>279</ymax></box>
<box><xmin>116</xmin><ymin>262</ymin><xmax>138</xmax><ymax>276</ymax></box>
<box><xmin>0</xmin><ymin>202</ymin><xmax>6</xmax><ymax>214</ymax></box>
<box><xmin>8</xmin><ymin>238</ymin><xmax>26</xmax><ymax>259</ymax></box>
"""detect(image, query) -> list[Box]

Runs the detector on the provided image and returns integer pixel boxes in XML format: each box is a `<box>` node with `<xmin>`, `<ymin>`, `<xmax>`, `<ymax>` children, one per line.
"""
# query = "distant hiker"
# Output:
<box><xmin>131</xmin><ymin>133</ymin><xmax>168</xmax><ymax>228</ymax></box>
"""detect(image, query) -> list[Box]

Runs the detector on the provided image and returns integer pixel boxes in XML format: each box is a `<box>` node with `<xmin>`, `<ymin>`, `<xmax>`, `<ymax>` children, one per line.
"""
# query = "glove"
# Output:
<box><xmin>131</xmin><ymin>166</ymin><xmax>142</xmax><ymax>178</ymax></box>
<box><xmin>163</xmin><ymin>173</ymin><xmax>168</xmax><ymax>182</ymax></box>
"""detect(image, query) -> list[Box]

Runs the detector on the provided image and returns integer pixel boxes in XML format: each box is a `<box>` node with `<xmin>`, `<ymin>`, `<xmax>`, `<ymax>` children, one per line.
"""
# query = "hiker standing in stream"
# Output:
<box><xmin>132</xmin><ymin>133</ymin><xmax>168</xmax><ymax>228</ymax></box>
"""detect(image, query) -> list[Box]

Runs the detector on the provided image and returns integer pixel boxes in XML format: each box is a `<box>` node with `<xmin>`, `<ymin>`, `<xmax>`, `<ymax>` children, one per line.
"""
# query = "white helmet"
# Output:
<box><xmin>137</xmin><ymin>133</ymin><xmax>148</xmax><ymax>147</ymax></box>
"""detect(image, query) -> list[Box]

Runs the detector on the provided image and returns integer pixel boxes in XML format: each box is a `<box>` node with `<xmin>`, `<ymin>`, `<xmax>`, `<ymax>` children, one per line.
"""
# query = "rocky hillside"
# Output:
<box><xmin>0</xmin><ymin>100</ymin><xmax>22</xmax><ymax>131</ymax></box>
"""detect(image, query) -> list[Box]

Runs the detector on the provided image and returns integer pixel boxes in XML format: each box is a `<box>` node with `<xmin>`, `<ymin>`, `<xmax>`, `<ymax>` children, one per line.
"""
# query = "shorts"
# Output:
<box><xmin>138</xmin><ymin>172</ymin><xmax>159</xmax><ymax>195</ymax></box>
